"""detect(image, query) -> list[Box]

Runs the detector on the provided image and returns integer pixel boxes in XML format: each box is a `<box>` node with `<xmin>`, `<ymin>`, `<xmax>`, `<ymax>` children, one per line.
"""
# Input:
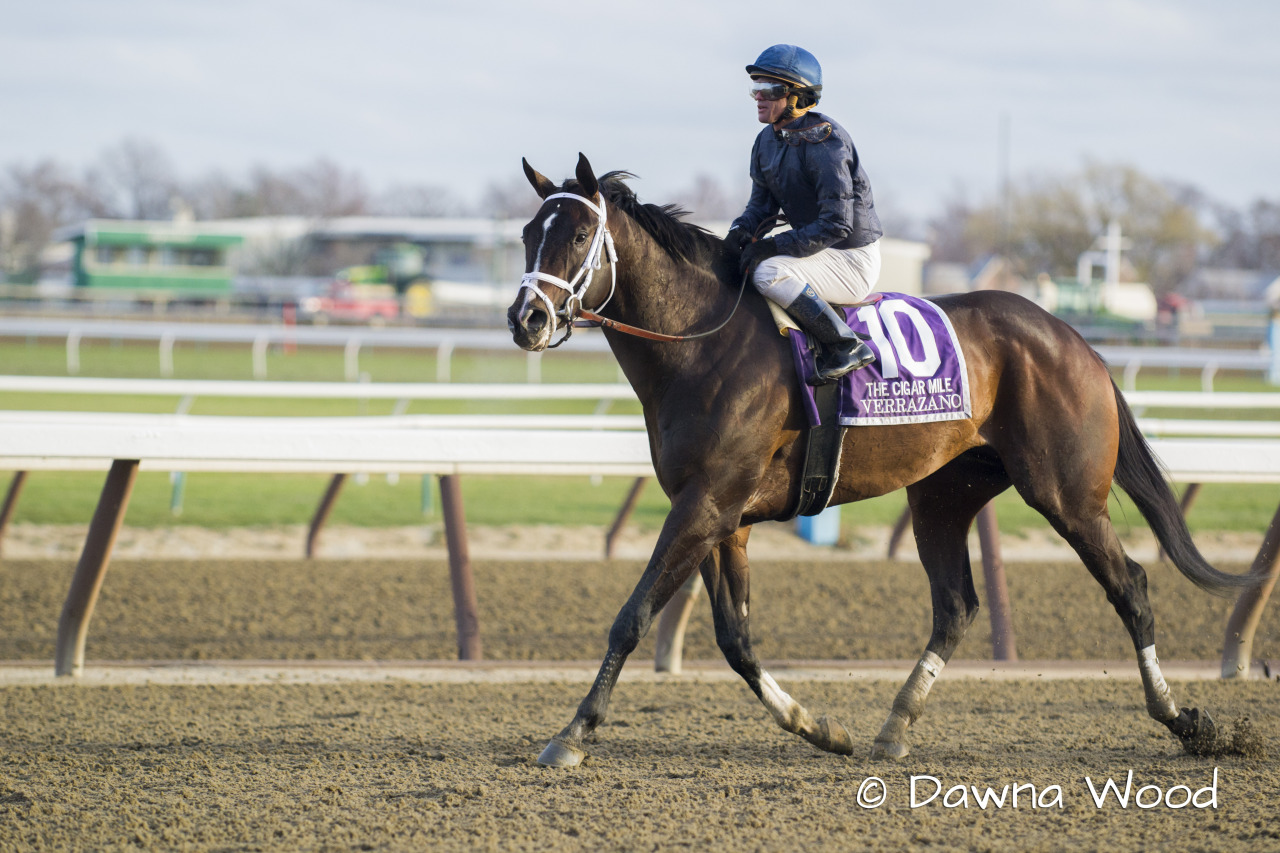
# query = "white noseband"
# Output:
<box><xmin>517</xmin><ymin>191</ymin><xmax>617</xmax><ymax>347</ymax></box>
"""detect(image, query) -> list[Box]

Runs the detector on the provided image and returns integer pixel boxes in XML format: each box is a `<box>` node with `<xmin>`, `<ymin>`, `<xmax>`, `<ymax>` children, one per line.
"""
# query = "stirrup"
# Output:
<box><xmin>810</xmin><ymin>340</ymin><xmax>875</xmax><ymax>386</ymax></box>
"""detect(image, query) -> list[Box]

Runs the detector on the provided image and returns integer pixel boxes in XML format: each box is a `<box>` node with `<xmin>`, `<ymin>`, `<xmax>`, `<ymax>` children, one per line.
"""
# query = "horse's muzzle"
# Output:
<box><xmin>507</xmin><ymin>294</ymin><xmax>553</xmax><ymax>352</ymax></box>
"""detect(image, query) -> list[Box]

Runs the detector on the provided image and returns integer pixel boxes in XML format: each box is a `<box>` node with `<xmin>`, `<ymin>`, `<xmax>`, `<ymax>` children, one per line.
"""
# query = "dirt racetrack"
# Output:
<box><xmin>1</xmin><ymin>554</ymin><xmax>1277</xmax><ymax>850</ymax></box>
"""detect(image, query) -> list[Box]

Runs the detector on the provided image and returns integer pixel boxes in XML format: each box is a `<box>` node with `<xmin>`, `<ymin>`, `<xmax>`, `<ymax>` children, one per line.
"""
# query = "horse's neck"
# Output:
<box><xmin>604</xmin><ymin>237</ymin><xmax>781</xmax><ymax>409</ymax></box>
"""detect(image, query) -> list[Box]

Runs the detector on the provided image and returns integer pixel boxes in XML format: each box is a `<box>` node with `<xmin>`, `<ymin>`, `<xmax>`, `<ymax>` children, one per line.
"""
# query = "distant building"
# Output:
<box><xmin>51</xmin><ymin>216</ymin><xmax>931</xmax><ymax>308</ymax></box>
<box><xmin>56</xmin><ymin>220</ymin><xmax>243</xmax><ymax>293</ymax></box>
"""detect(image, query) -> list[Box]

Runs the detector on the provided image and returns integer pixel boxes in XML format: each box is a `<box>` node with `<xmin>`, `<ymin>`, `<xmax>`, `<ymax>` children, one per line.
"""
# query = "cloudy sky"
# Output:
<box><xmin>2</xmin><ymin>0</ymin><xmax>1277</xmax><ymax>225</ymax></box>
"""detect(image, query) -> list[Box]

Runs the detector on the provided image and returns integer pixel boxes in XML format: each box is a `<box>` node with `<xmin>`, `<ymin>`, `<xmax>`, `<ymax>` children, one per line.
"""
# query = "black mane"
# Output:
<box><xmin>566</xmin><ymin>172</ymin><xmax>723</xmax><ymax>265</ymax></box>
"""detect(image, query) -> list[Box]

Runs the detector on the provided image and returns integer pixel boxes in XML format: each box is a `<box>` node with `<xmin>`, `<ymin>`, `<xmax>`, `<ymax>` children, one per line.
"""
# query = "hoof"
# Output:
<box><xmin>1177</xmin><ymin>708</ymin><xmax>1219</xmax><ymax>756</ymax></box>
<box><xmin>871</xmin><ymin>739</ymin><xmax>910</xmax><ymax>761</ymax></box>
<box><xmin>813</xmin><ymin>715</ymin><xmax>854</xmax><ymax>756</ymax></box>
<box><xmin>537</xmin><ymin>738</ymin><xmax>586</xmax><ymax>768</ymax></box>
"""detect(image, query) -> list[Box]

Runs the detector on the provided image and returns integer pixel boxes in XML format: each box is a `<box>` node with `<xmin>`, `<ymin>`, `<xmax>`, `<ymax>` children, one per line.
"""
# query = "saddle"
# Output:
<box><xmin>776</xmin><ymin>292</ymin><xmax>972</xmax><ymax>520</ymax></box>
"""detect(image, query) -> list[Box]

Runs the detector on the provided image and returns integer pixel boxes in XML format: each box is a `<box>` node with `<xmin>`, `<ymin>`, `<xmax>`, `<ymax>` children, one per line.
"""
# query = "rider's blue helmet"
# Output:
<box><xmin>746</xmin><ymin>44</ymin><xmax>823</xmax><ymax>102</ymax></box>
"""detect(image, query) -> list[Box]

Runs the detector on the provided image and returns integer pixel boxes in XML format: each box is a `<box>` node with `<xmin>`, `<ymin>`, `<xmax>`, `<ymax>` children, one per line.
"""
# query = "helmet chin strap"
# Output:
<box><xmin>780</xmin><ymin>92</ymin><xmax>816</xmax><ymax>122</ymax></box>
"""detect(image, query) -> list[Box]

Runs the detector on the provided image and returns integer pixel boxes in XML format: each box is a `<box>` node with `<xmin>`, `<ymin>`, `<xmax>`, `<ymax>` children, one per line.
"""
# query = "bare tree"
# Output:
<box><xmin>1254</xmin><ymin>199</ymin><xmax>1280</xmax><ymax>270</ymax></box>
<box><xmin>1077</xmin><ymin>162</ymin><xmax>1208</xmax><ymax>293</ymax></box>
<box><xmin>925</xmin><ymin>162</ymin><xmax>1211</xmax><ymax>295</ymax></box>
<box><xmin>0</xmin><ymin>159</ymin><xmax>102</xmax><ymax>280</ymax></box>
<box><xmin>292</xmin><ymin>159</ymin><xmax>368</xmax><ymax>217</ymax></box>
<box><xmin>478</xmin><ymin>175</ymin><xmax>545</xmax><ymax>220</ymax></box>
<box><xmin>926</xmin><ymin>186</ymin><xmax>996</xmax><ymax>263</ymax></box>
<box><xmin>1209</xmin><ymin>197</ymin><xmax>1280</xmax><ymax>270</ymax></box>
<box><xmin>87</xmin><ymin>138</ymin><xmax>179</xmax><ymax>220</ymax></box>
<box><xmin>372</xmin><ymin>183</ymin><xmax>468</xmax><ymax>217</ymax></box>
<box><xmin>182</xmin><ymin>170</ymin><xmax>257</xmax><ymax>220</ymax></box>
<box><xmin>669</xmin><ymin>173</ymin><xmax>746</xmax><ymax>222</ymax></box>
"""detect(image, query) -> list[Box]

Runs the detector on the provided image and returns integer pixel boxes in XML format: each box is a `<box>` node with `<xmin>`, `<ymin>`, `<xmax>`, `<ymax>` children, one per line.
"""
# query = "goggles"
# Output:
<box><xmin>749</xmin><ymin>78</ymin><xmax>790</xmax><ymax>101</ymax></box>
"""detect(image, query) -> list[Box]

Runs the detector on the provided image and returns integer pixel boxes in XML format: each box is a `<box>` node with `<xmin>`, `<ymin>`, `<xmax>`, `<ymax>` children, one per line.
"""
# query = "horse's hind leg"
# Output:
<box><xmin>701</xmin><ymin>527</ymin><xmax>854</xmax><ymax>755</ymax></box>
<box><xmin>1004</xmin><ymin>444</ymin><xmax>1217</xmax><ymax>751</ymax></box>
<box><xmin>873</xmin><ymin>449</ymin><xmax>1011</xmax><ymax>760</ymax></box>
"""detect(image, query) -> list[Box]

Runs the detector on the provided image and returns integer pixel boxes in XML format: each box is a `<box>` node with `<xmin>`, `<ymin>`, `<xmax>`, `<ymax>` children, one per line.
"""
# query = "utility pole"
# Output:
<box><xmin>998</xmin><ymin>113</ymin><xmax>1011</xmax><ymax>257</ymax></box>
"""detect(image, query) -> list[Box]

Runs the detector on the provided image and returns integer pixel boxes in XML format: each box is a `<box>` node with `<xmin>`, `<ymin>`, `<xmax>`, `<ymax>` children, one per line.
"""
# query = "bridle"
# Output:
<box><xmin>516</xmin><ymin>190</ymin><xmax>764</xmax><ymax>348</ymax></box>
<box><xmin>517</xmin><ymin>191</ymin><xmax>617</xmax><ymax>349</ymax></box>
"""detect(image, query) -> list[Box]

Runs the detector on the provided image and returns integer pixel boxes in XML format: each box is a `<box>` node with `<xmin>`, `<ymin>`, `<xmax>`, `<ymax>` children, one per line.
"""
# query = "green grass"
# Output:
<box><xmin>0</xmin><ymin>339</ymin><xmax>624</xmax><ymax>385</ymax></box>
<box><xmin>5</xmin><ymin>471</ymin><xmax>674</xmax><ymax>529</ymax></box>
<box><xmin>0</xmin><ymin>338</ymin><xmax>1277</xmax><ymax>535</ymax></box>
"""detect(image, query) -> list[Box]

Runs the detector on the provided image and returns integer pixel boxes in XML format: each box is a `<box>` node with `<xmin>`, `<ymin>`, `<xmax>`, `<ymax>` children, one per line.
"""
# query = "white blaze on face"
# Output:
<box><xmin>533</xmin><ymin>211</ymin><xmax>558</xmax><ymax>273</ymax></box>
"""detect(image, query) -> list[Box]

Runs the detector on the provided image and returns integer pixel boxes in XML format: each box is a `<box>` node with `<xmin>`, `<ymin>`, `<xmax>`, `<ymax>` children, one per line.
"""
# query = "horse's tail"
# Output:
<box><xmin>1110</xmin><ymin>380</ymin><xmax>1254</xmax><ymax>596</ymax></box>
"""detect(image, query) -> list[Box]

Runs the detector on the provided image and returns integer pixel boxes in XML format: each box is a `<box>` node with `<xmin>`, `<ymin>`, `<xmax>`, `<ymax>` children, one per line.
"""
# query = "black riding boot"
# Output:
<box><xmin>785</xmin><ymin>287</ymin><xmax>876</xmax><ymax>385</ymax></box>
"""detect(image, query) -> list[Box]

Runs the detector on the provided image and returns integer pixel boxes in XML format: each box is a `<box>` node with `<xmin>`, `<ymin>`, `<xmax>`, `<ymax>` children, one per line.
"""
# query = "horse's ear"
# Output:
<box><xmin>575</xmin><ymin>153</ymin><xmax>599</xmax><ymax>198</ymax></box>
<box><xmin>523</xmin><ymin>158</ymin><xmax>557</xmax><ymax>199</ymax></box>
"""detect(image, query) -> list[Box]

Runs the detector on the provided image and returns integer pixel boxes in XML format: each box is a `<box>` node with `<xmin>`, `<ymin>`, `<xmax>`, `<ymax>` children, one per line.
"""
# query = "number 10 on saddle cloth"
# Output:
<box><xmin>788</xmin><ymin>293</ymin><xmax>973</xmax><ymax>428</ymax></box>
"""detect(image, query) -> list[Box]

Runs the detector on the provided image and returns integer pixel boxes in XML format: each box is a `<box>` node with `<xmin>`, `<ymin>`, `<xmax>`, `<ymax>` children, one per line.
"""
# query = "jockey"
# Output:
<box><xmin>726</xmin><ymin>44</ymin><xmax>882</xmax><ymax>384</ymax></box>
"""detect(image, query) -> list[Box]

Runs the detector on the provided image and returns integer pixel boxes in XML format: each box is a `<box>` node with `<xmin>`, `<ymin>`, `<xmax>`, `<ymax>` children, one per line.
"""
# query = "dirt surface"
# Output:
<box><xmin>1</xmin><ymin>679</ymin><xmax>1276</xmax><ymax>851</ymax></box>
<box><xmin>0</xmin><ymin>553</ymin><xmax>1273</xmax><ymax>663</ymax></box>
<box><xmin>2</xmin><ymin>519</ymin><xmax>1274</xmax><ymax>564</ymax></box>
<box><xmin>1</xmin><ymin>531</ymin><xmax>1278</xmax><ymax>850</ymax></box>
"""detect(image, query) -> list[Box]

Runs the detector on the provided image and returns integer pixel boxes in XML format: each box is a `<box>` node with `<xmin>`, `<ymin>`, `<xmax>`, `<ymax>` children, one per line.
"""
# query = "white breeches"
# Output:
<box><xmin>752</xmin><ymin>239</ymin><xmax>882</xmax><ymax>308</ymax></box>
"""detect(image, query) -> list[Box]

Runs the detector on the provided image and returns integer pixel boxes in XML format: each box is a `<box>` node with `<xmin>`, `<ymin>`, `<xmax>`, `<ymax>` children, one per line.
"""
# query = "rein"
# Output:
<box><xmin>578</xmin><ymin>215</ymin><xmax>785</xmax><ymax>343</ymax></box>
<box><xmin>518</xmin><ymin>190</ymin><xmax>778</xmax><ymax>345</ymax></box>
<box><xmin>576</xmin><ymin>271</ymin><xmax>750</xmax><ymax>343</ymax></box>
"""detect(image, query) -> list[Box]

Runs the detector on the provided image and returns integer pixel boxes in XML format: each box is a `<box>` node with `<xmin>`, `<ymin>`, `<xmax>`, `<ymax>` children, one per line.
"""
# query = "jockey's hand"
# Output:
<box><xmin>724</xmin><ymin>227</ymin><xmax>752</xmax><ymax>254</ymax></box>
<box><xmin>722</xmin><ymin>227</ymin><xmax>752</xmax><ymax>268</ymax></box>
<box><xmin>738</xmin><ymin>237</ymin><xmax>779</xmax><ymax>275</ymax></box>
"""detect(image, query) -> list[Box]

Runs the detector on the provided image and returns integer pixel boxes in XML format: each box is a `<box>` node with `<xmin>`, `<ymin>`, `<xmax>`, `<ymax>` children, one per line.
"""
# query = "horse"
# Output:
<box><xmin>507</xmin><ymin>153</ymin><xmax>1252</xmax><ymax>768</ymax></box>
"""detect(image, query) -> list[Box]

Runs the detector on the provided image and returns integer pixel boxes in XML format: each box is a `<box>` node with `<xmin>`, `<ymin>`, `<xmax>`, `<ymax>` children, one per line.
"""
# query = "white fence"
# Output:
<box><xmin>0</xmin><ymin>318</ymin><xmax>1272</xmax><ymax>386</ymax></box>
<box><xmin>0</xmin><ymin>376</ymin><xmax>1275</xmax><ymax>681</ymax></box>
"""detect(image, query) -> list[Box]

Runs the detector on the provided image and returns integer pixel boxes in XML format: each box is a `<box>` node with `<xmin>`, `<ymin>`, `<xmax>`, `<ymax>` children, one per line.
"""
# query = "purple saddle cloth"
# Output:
<box><xmin>789</xmin><ymin>292</ymin><xmax>972</xmax><ymax>428</ymax></box>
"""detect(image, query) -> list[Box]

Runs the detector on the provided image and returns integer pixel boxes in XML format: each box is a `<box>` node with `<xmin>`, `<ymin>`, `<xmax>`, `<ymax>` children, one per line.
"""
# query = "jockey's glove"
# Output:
<box><xmin>738</xmin><ymin>237</ymin><xmax>780</xmax><ymax>275</ymax></box>
<box><xmin>724</xmin><ymin>227</ymin><xmax>753</xmax><ymax>254</ymax></box>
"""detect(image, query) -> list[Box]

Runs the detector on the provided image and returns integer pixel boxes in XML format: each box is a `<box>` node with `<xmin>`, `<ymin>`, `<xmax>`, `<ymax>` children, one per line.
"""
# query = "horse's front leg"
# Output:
<box><xmin>537</xmin><ymin>495</ymin><xmax>728</xmax><ymax>767</ymax></box>
<box><xmin>702</xmin><ymin>527</ymin><xmax>854</xmax><ymax>756</ymax></box>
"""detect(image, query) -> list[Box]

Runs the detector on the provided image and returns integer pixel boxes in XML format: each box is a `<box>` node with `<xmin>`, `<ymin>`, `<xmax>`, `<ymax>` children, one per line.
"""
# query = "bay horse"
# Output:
<box><xmin>508</xmin><ymin>154</ymin><xmax>1250</xmax><ymax>767</ymax></box>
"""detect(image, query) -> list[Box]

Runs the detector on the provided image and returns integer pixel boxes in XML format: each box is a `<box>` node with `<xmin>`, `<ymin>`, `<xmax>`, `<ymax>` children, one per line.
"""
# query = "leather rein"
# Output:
<box><xmin>517</xmin><ymin>190</ymin><xmax>768</xmax><ymax>346</ymax></box>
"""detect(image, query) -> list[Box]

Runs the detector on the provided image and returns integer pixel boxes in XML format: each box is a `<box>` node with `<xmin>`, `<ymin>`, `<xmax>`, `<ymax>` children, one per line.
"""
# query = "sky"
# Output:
<box><xmin>2</xmin><ymin>0</ymin><xmax>1278</xmax><ymax>227</ymax></box>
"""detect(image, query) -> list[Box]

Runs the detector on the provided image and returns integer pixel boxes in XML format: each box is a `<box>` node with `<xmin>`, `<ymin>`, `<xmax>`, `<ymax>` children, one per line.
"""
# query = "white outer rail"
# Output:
<box><xmin>2</xmin><ymin>380</ymin><xmax>1277</xmax><ymax>681</ymax></box>
<box><xmin>0</xmin><ymin>416</ymin><xmax>654</xmax><ymax>476</ymax></box>
<box><xmin>0</xmin><ymin>374</ymin><xmax>637</xmax><ymax>402</ymax></box>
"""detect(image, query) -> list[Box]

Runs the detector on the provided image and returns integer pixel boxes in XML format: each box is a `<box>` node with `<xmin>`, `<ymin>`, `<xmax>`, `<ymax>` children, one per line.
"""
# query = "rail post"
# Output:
<box><xmin>439</xmin><ymin>474</ymin><xmax>482</xmax><ymax>660</ymax></box>
<box><xmin>887</xmin><ymin>505</ymin><xmax>913</xmax><ymax>558</ymax></box>
<box><xmin>605</xmin><ymin>477</ymin><xmax>648</xmax><ymax>558</ymax></box>
<box><xmin>976</xmin><ymin>502</ymin><xmax>1018</xmax><ymax>661</ymax></box>
<box><xmin>0</xmin><ymin>471</ymin><xmax>28</xmax><ymax>559</ymax></box>
<box><xmin>55</xmin><ymin>459</ymin><xmax>139</xmax><ymax>677</ymax></box>
<box><xmin>306</xmin><ymin>474</ymin><xmax>347</xmax><ymax>558</ymax></box>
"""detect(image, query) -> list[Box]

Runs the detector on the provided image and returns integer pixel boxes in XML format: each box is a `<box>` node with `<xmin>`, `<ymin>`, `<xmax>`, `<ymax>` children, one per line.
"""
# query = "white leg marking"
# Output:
<box><xmin>759</xmin><ymin>671</ymin><xmax>802</xmax><ymax>729</ymax></box>
<box><xmin>1139</xmin><ymin>644</ymin><xmax>1178</xmax><ymax>720</ymax></box>
<box><xmin>903</xmin><ymin>651</ymin><xmax>945</xmax><ymax>719</ymax></box>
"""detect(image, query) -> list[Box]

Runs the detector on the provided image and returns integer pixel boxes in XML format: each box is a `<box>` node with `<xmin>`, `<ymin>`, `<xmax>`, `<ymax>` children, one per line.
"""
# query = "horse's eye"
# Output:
<box><xmin>574</xmin><ymin>231</ymin><xmax>589</xmax><ymax>245</ymax></box>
